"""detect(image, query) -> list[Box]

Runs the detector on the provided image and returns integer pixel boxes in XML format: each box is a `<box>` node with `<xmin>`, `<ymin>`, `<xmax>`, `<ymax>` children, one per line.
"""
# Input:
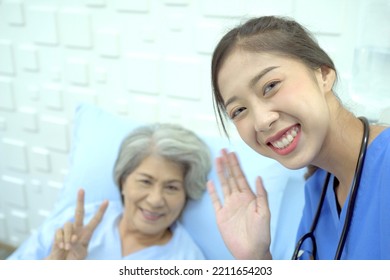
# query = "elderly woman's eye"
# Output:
<box><xmin>139</xmin><ymin>179</ymin><xmax>152</xmax><ymax>186</ymax></box>
<box><xmin>166</xmin><ymin>185</ymin><xmax>180</xmax><ymax>192</ymax></box>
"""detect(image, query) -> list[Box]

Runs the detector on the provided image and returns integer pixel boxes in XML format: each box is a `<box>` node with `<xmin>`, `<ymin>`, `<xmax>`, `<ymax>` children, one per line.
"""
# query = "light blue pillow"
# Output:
<box><xmin>51</xmin><ymin>103</ymin><xmax>305</xmax><ymax>260</ymax></box>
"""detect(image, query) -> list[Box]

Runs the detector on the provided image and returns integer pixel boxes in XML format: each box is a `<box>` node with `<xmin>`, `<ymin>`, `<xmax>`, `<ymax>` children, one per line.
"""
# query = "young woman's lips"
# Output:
<box><xmin>266</xmin><ymin>124</ymin><xmax>301</xmax><ymax>156</ymax></box>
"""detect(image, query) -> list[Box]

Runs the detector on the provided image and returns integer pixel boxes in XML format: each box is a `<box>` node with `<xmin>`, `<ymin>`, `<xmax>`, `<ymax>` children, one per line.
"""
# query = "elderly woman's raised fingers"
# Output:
<box><xmin>80</xmin><ymin>200</ymin><xmax>109</xmax><ymax>245</ymax></box>
<box><xmin>63</xmin><ymin>222</ymin><xmax>74</xmax><ymax>250</ymax></box>
<box><xmin>74</xmin><ymin>189</ymin><xmax>85</xmax><ymax>230</ymax></box>
<box><xmin>55</xmin><ymin>228</ymin><xmax>64</xmax><ymax>249</ymax></box>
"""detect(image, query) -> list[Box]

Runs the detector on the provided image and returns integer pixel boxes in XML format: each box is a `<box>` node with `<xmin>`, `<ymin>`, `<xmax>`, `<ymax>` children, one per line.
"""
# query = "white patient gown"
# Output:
<box><xmin>7</xmin><ymin>200</ymin><xmax>205</xmax><ymax>260</ymax></box>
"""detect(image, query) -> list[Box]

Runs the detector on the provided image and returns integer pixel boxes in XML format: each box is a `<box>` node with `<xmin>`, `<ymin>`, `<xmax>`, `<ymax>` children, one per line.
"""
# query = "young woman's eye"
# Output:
<box><xmin>230</xmin><ymin>107</ymin><xmax>246</xmax><ymax>119</ymax></box>
<box><xmin>263</xmin><ymin>81</ymin><xmax>280</xmax><ymax>95</ymax></box>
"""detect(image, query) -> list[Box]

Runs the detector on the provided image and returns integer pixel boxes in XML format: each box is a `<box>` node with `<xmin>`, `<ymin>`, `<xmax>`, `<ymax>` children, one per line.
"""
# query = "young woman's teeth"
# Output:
<box><xmin>272</xmin><ymin>127</ymin><xmax>298</xmax><ymax>149</ymax></box>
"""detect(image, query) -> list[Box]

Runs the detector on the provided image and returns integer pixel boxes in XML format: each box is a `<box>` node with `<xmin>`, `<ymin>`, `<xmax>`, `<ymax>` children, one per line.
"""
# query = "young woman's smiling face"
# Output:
<box><xmin>218</xmin><ymin>49</ymin><xmax>335</xmax><ymax>169</ymax></box>
<box><xmin>121</xmin><ymin>154</ymin><xmax>186</xmax><ymax>237</ymax></box>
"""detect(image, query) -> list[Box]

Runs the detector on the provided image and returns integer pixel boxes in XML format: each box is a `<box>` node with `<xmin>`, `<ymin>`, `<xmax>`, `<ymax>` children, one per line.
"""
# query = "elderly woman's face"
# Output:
<box><xmin>121</xmin><ymin>154</ymin><xmax>186</xmax><ymax>237</ymax></box>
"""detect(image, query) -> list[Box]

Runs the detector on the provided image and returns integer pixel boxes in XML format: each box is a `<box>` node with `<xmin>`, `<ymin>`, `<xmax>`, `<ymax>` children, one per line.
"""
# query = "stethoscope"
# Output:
<box><xmin>292</xmin><ymin>117</ymin><xmax>370</xmax><ymax>260</ymax></box>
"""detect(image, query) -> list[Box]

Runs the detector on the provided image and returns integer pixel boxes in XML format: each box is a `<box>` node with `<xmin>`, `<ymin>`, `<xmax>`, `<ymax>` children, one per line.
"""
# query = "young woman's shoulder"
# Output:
<box><xmin>370</xmin><ymin>125</ymin><xmax>390</xmax><ymax>145</ymax></box>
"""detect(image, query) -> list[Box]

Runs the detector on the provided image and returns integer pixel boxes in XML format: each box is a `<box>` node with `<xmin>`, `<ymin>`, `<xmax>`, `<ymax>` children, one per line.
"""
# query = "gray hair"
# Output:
<box><xmin>113</xmin><ymin>123</ymin><xmax>211</xmax><ymax>200</ymax></box>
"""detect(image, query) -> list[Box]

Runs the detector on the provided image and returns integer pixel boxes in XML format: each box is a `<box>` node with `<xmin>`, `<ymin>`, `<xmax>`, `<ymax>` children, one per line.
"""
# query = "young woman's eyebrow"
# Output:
<box><xmin>224</xmin><ymin>66</ymin><xmax>280</xmax><ymax>109</ymax></box>
<box><xmin>224</xmin><ymin>96</ymin><xmax>238</xmax><ymax>109</ymax></box>
<box><xmin>249</xmin><ymin>66</ymin><xmax>280</xmax><ymax>88</ymax></box>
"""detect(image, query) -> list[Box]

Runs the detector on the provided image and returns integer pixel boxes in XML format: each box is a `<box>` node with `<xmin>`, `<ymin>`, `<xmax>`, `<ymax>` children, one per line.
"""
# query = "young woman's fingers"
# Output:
<box><xmin>220</xmin><ymin>148</ymin><xmax>242</xmax><ymax>193</ymax></box>
<box><xmin>215</xmin><ymin>156</ymin><xmax>231</xmax><ymax>198</ymax></box>
<box><xmin>221</xmin><ymin>149</ymin><xmax>246</xmax><ymax>193</ymax></box>
<box><xmin>228</xmin><ymin>152</ymin><xmax>250</xmax><ymax>192</ymax></box>
<box><xmin>74</xmin><ymin>189</ymin><xmax>85</xmax><ymax>229</ymax></box>
<box><xmin>207</xmin><ymin>180</ymin><xmax>222</xmax><ymax>212</ymax></box>
<box><xmin>80</xmin><ymin>200</ymin><xmax>109</xmax><ymax>244</ymax></box>
<box><xmin>255</xmin><ymin>176</ymin><xmax>269</xmax><ymax>212</ymax></box>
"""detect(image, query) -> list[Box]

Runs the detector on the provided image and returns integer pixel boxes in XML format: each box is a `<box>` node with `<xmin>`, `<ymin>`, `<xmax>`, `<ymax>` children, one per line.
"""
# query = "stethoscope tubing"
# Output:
<box><xmin>333</xmin><ymin>116</ymin><xmax>369</xmax><ymax>259</ymax></box>
<box><xmin>292</xmin><ymin>117</ymin><xmax>369</xmax><ymax>260</ymax></box>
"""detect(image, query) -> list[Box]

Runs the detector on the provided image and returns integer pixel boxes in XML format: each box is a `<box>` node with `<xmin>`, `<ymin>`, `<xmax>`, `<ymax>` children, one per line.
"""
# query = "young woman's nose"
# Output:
<box><xmin>146</xmin><ymin>186</ymin><xmax>165</xmax><ymax>207</ymax></box>
<box><xmin>253</xmin><ymin>105</ymin><xmax>279</xmax><ymax>132</ymax></box>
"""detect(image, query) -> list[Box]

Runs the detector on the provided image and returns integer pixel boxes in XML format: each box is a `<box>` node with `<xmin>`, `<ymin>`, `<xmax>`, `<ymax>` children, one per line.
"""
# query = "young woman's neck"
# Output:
<box><xmin>314</xmin><ymin>95</ymin><xmax>365</xmax><ymax>207</ymax></box>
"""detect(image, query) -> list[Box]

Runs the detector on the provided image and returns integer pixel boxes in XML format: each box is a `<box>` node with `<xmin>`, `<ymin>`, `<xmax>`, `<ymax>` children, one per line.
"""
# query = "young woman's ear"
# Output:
<box><xmin>320</xmin><ymin>66</ymin><xmax>336</xmax><ymax>92</ymax></box>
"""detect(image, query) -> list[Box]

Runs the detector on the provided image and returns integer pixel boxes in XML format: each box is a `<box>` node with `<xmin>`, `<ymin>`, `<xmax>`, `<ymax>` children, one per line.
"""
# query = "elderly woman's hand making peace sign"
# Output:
<box><xmin>207</xmin><ymin>149</ymin><xmax>273</xmax><ymax>260</ymax></box>
<box><xmin>46</xmin><ymin>189</ymin><xmax>109</xmax><ymax>260</ymax></box>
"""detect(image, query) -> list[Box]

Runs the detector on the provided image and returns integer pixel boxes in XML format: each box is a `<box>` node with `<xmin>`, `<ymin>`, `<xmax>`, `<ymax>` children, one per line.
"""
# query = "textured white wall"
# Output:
<box><xmin>0</xmin><ymin>0</ymin><xmax>389</xmax><ymax>247</ymax></box>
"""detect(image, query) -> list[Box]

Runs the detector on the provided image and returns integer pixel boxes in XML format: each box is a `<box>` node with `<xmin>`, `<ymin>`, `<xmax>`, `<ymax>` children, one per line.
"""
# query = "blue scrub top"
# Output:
<box><xmin>296</xmin><ymin>127</ymin><xmax>390</xmax><ymax>259</ymax></box>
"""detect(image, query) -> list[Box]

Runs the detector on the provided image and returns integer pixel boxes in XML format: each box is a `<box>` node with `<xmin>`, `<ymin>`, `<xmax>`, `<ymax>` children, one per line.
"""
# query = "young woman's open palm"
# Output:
<box><xmin>207</xmin><ymin>150</ymin><xmax>272</xmax><ymax>260</ymax></box>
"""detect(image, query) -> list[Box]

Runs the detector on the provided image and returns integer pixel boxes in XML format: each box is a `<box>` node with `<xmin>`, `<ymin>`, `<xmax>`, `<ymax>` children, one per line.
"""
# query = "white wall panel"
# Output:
<box><xmin>40</xmin><ymin>116</ymin><xmax>69</xmax><ymax>152</ymax></box>
<box><xmin>114</xmin><ymin>0</ymin><xmax>150</xmax><ymax>12</ymax></box>
<box><xmin>65</xmin><ymin>87</ymin><xmax>97</xmax><ymax>116</ymax></box>
<box><xmin>84</xmin><ymin>0</ymin><xmax>106</xmax><ymax>8</ymax></box>
<box><xmin>162</xmin><ymin>55</ymin><xmax>201</xmax><ymax>100</ymax></box>
<box><xmin>0</xmin><ymin>41</ymin><xmax>15</xmax><ymax>75</ymax></box>
<box><xmin>18</xmin><ymin>107</ymin><xmax>38</xmax><ymax>132</ymax></box>
<box><xmin>124</xmin><ymin>53</ymin><xmax>160</xmax><ymax>94</ymax></box>
<box><xmin>25</xmin><ymin>179</ymin><xmax>54</xmax><ymax>229</ymax></box>
<box><xmin>17</xmin><ymin>45</ymin><xmax>39</xmax><ymax>72</ymax></box>
<box><xmin>380</xmin><ymin>107</ymin><xmax>390</xmax><ymax>124</ymax></box>
<box><xmin>1</xmin><ymin>175</ymin><xmax>27</xmax><ymax>208</ymax></box>
<box><xmin>95</xmin><ymin>28</ymin><xmax>120</xmax><ymax>58</ymax></box>
<box><xmin>0</xmin><ymin>78</ymin><xmax>15</xmax><ymax>111</ymax></box>
<box><xmin>3</xmin><ymin>0</ymin><xmax>25</xmax><ymax>26</ymax></box>
<box><xmin>128</xmin><ymin>95</ymin><xmax>159</xmax><ymax>121</ymax></box>
<box><xmin>246</xmin><ymin>0</ymin><xmax>293</xmax><ymax>17</ymax></box>
<box><xmin>30</xmin><ymin>147</ymin><xmax>51</xmax><ymax>172</ymax></box>
<box><xmin>41</xmin><ymin>83</ymin><xmax>63</xmax><ymax>110</ymax></box>
<box><xmin>294</xmin><ymin>0</ymin><xmax>345</xmax><ymax>34</ymax></box>
<box><xmin>200</xmin><ymin>0</ymin><xmax>246</xmax><ymax>17</ymax></box>
<box><xmin>59</xmin><ymin>8</ymin><xmax>92</xmax><ymax>49</ymax></box>
<box><xmin>2</xmin><ymin>139</ymin><xmax>28</xmax><ymax>172</ymax></box>
<box><xmin>195</xmin><ymin>20</ymin><xmax>223</xmax><ymax>55</ymax></box>
<box><xmin>65</xmin><ymin>57</ymin><xmax>90</xmax><ymax>86</ymax></box>
<box><xmin>8</xmin><ymin>210</ymin><xmax>28</xmax><ymax>232</ymax></box>
<box><xmin>0</xmin><ymin>213</ymin><xmax>7</xmax><ymax>240</ymax></box>
<box><xmin>27</xmin><ymin>6</ymin><xmax>59</xmax><ymax>45</ymax></box>
<box><xmin>164</xmin><ymin>0</ymin><xmax>190</xmax><ymax>6</ymax></box>
<box><xmin>0</xmin><ymin>117</ymin><xmax>6</xmax><ymax>131</ymax></box>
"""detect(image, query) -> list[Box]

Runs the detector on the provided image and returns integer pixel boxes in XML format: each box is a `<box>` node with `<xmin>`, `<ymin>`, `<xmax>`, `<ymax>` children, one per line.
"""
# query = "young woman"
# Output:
<box><xmin>207</xmin><ymin>15</ymin><xmax>390</xmax><ymax>260</ymax></box>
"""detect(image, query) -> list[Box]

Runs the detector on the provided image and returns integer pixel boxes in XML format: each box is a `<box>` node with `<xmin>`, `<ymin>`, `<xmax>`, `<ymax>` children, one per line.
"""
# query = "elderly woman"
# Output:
<box><xmin>8</xmin><ymin>123</ymin><xmax>211</xmax><ymax>260</ymax></box>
